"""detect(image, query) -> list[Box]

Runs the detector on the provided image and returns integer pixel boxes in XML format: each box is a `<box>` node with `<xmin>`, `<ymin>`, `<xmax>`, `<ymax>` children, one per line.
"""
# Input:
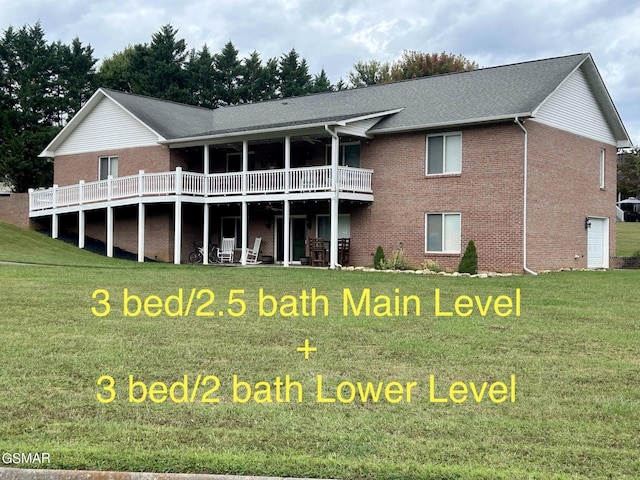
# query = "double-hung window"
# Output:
<box><xmin>99</xmin><ymin>156</ymin><xmax>118</xmax><ymax>180</ymax></box>
<box><xmin>425</xmin><ymin>213</ymin><xmax>461</xmax><ymax>253</ymax></box>
<box><xmin>426</xmin><ymin>133</ymin><xmax>461</xmax><ymax>175</ymax></box>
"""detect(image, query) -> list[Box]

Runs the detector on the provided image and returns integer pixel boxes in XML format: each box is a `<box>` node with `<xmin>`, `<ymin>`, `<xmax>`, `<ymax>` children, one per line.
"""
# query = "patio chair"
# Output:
<box><xmin>217</xmin><ymin>237</ymin><xmax>235</xmax><ymax>263</ymax></box>
<box><xmin>309</xmin><ymin>237</ymin><xmax>327</xmax><ymax>267</ymax></box>
<box><xmin>338</xmin><ymin>237</ymin><xmax>350</xmax><ymax>266</ymax></box>
<box><xmin>244</xmin><ymin>237</ymin><xmax>262</xmax><ymax>264</ymax></box>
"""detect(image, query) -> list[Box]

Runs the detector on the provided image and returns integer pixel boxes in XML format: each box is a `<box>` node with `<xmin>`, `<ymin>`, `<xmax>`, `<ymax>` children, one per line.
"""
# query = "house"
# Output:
<box><xmin>30</xmin><ymin>53</ymin><xmax>631</xmax><ymax>273</ymax></box>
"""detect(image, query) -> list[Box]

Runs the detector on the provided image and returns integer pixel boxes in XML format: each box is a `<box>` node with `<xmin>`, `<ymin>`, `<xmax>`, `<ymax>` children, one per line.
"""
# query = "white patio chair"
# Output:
<box><xmin>244</xmin><ymin>237</ymin><xmax>262</xmax><ymax>264</ymax></box>
<box><xmin>217</xmin><ymin>237</ymin><xmax>235</xmax><ymax>263</ymax></box>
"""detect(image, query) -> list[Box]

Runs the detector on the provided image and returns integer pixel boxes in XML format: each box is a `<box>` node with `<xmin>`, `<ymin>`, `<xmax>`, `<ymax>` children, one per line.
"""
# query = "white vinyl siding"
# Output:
<box><xmin>56</xmin><ymin>97</ymin><xmax>160</xmax><ymax>155</ymax></box>
<box><xmin>535</xmin><ymin>67</ymin><xmax>616</xmax><ymax>145</ymax></box>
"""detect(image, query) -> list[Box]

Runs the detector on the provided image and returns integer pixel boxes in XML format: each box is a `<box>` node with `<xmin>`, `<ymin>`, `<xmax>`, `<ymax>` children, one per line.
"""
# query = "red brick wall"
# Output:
<box><xmin>54</xmin><ymin>145</ymin><xmax>171</xmax><ymax>186</ymax></box>
<box><xmin>526</xmin><ymin>121</ymin><xmax>616</xmax><ymax>270</ymax></box>
<box><xmin>351</xmin><ymin>124</ymin><xmax>525</xmax><ymax>272</ymax></box>
<box><xmin>0</xmin><ymin>193</ymin><xmax>31</xmax><ymax>228</ymax></box>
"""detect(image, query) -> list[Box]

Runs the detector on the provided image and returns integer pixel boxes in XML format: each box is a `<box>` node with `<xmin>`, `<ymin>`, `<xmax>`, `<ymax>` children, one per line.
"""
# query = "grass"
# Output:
<box><xmin>616</xmin><ymin>221</ymin><xmax>640</xmax><ymax>256</ymax></box>
<box><xmin>1</xmin><ymin>222</ymin><xmax>639</xmax><ymax>479</ymax></box>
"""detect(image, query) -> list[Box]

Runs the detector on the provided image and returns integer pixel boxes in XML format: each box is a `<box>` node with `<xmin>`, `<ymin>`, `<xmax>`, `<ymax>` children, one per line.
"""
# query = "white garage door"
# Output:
<box><xmin>587</xmin><ymin>217</ymin><xmax>608</xmax><ymax>268</ymax></box>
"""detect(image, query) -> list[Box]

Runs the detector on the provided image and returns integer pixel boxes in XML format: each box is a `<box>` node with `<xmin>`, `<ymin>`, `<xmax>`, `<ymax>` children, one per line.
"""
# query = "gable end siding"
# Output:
<box><xmin>56</xmin><ymin>97</ymin><xmax>161</xmax><ymax>155</ymax></box>
<box><xmin>534</xmin><ymin>67</ymin><xmax>616</xmax><ymax>145</ymax></box>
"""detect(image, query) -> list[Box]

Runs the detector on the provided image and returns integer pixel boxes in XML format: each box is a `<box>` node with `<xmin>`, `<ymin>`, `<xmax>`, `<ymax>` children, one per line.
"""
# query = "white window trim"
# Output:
<box><xmin>599</xmin><ymin>148</ymin><xmax>605</xmax><ymax>189</ymax></box>
<box><xmin>425</xmin><ymin>132</ymin><xmax>462</xmax><ymax>176</ymax></box>
<box><xmin>425</xmin><ymin>212</ymin><xmax>461</xmax><ymax>254</ymax></box>
<box><xmin>98</xmin><ymin>155</ymin><xmax>118</xmax><ymax>180</ymax></box>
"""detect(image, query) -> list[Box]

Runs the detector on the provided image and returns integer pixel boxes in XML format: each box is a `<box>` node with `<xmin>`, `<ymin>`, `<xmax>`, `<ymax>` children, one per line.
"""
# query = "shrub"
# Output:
<box><xmin>458</xmin><ymin>240</ymin><xmax>478</xmax><ymax>274</ymax></box>
<box><xmin>631</xmin><ymin>249</ymin><xmax>640</xmax><ymax>258</ymax></box>
<box><xmin>379</xmin><ymin>248</ymin><xmax>412</xmax><ymax>270</ymax></box>
<box><xmin>373</xmin><ymin>246</ymin><xmax>385</xmax><ymax>269</ymax></box>
<box><xmin>420</xmin><ymin>259</ymin><xmax>443</xmax><ymax>273</ymax></box>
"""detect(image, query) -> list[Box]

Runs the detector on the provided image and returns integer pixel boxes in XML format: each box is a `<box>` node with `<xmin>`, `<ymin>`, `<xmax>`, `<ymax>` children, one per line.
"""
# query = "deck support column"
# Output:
<box><xmin>174</xmin><ymin>200</ymin><xmax>182</xmax><ymax>264</ymax></box>
<box><xmin>78</xmin><ymin>210</ymin><xmax>85</xmax><ymax>249</ymax></box>
<box><xmin>283</xmin><ymin>200</ymin><xmax>290</xmax><ymax>267</ymax></box>
<box><xmin>329</xmin><ymin>129</ymin><xmax>340</xmax><ymax>268</ymax></box>
<box><xmin>51</xmin><ymin>213</ymin><xmax>59</xmax><ymax>239</ymax></box>
<box><xmin>137</xmin><ymin>202</ymin><xmax>145</xmax><ymax>262</ymax></box>
<box><xmin>241</xmin><ymin>201</ymin><xmax>248</xmax><ymax>265</ymax></box>
<box><xmin>106</xmin><ymin>206</ymin><xmax>114</xmax><ymax>258</ymax></box>
<box><xmin>203</xmin><ymin>204</ymin><xmax>209</xmax><ymax>265</ymax></box>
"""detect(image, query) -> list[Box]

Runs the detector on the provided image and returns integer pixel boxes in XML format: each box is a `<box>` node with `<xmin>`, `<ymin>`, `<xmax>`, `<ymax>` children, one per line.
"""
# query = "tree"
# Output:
<box><xmin>278</xmin><ymin>49</ymin><xmax>312</xmax><ymax>98</ymax></box>
<box><xmin>347</xmin><ymin>59</ymin><xmax>390</xmax><ymax>87</ymax></box>
<box><xmin>618</xmin><ymin>148</ymin><xmax>640</xmax><ymax>198</ymax></box>
<box><xmin>129</xmin><ymin>24</ymin><xmax>190</xmax><ymax>103</ymax></box>
<box><xmin>389</xmin><ymin>51</ymin><xmax>478</xmax><ymax>81</ymax></box>
<box><xmin>238</xmin><ymin>51</ymin><xmax>278</xmax><ymax>103</ymax></box>
<box><xmin>0</xmin><ymin>23</ymin><xmax>97</xmax><ymax>191</ymax></box>
<box><xmin>310</xmin><ymin>68</ymin><xmax>333</xmax><ymax>93</ymax></box>
<box><xmin>213</xmin><ymin>41</ymin><xmax>243</xmax><ymax>107</ymax></box>
<box><xmin>347</xmin><ymin>51</ymin><xmax>478</xmax><ymax>87</ymax></box>
<box><xmin>98</xmin><ymin>46</ymin><xmax>136</xmax><ymax>92</ymax></box>
<box><xmin>186</xmin><ymin>45</ymin><xmax>217</xmax><ymax>108</ymax></box>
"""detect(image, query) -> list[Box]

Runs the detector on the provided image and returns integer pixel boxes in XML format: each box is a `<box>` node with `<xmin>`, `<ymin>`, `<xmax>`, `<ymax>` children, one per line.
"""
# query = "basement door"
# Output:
<box><xmin>587</xmin><ymin>217</ymin><xmax>608</xmax><ymax>269</ymax></box>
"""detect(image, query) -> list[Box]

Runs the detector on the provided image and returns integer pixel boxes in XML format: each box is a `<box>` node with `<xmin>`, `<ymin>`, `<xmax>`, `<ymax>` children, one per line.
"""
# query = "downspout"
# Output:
<box><xmin>324</xmin><ymin>124</ymin><xmax>342</xmax><ymax>269</ymax></box>
<box><xmin>515</xmin><ymin>117</ymin><xmax>537</xmax><ymax>275</ymax></box>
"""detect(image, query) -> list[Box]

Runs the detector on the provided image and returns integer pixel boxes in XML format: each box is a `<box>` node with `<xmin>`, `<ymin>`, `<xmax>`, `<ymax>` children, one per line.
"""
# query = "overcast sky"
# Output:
<box><xmin>2</xmin><ymin>0</ymin><xmax>639</xmax><ymax>144</ymax></box>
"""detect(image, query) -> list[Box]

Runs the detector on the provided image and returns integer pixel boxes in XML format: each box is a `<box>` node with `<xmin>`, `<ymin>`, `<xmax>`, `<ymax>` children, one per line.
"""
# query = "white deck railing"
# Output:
<box><xmin>29</xmin><ymin>166</ymin><xmax>373</xmax><ymax>212</ymax></box>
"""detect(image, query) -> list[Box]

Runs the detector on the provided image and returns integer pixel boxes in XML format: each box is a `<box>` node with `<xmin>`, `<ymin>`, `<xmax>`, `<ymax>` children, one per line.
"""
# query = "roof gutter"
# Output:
<box><xmin>515</xmin><ymin>117</ymin><xmax>537</xmax><ymax>275</ymax></box>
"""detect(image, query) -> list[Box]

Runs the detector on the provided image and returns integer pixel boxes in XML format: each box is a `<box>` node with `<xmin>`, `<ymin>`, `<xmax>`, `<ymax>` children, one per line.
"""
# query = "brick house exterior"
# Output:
<box><xmin>29</xmin><ymin>53</ymin><xmax>630</xmax><ymax>273</ymax></box>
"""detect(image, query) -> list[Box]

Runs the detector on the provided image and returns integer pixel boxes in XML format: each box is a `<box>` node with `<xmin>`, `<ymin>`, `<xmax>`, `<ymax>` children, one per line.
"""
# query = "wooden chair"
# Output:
<box><xmin>217</xmin><ymin>237</ymin><xmax>235</xmax><ymax>263</ymax></box>
<box><xmin>309</xmin><ymin>237</ymin><xmax>327</xmax><ymax>267</ymax></box>
<box><xmin>244</xmin><ymin>237</ymin><xmax>262</xmax><ymax>264</ymax></box>
<box><xmin>338</xmin><ymin>237</ymin><xmax>350</xmax><ymax>266</ymax></box>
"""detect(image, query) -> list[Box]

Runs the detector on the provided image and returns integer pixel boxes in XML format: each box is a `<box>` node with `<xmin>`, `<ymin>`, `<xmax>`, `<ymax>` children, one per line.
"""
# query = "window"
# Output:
<box><xmin>316</xmin><ymin>214</ymin><xmax>351</xmax><ymax>239</ymax></box>
<box><xmin>99</xmin><ymin>156</ymin><xmax>118</xmax><ymax>180</ymax></box>
<box><xmin>426</xmin><ymin>133</ymin><xmax>461</xmax><ymax>175</ymax></box>
<box><xmin>325</xmin><ymin>143</ymin><xmax>360</xmax><ymax>167</ymax></box>
<box><xmin>221</xmin><ymin>217</ymin><xmax>241</xmax><ymax>248</ymax></box>
<box><xmin>599</xmin><ymin>149</ymin><xmax>605</xmax><ymax>189</ymax></box>
<box><xmin>425</xmin><ymin>213</ymin><xmax>461</xmax><ymax>253</ymax></box>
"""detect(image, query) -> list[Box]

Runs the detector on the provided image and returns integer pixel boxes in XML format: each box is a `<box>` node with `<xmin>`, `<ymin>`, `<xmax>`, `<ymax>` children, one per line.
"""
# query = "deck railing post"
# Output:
<box><xmin>138</xmin><ymin>170</ymin><xmax>145</xmax><ymax>197</ymax></box>
<box><xmin>28</xmin><ymin>188</ymin><xmax>34</xmax><ymax>211</ymax></box>
<box><xmin>79</xmin><ymin>180</ymin><xmax>84</xmax><ymax>205</ymax></box>
<box><xmin>107</xmin><ymin>175</ymin><xmax>113</xmax><ymax>201</ymax></box>
<box><xmin>175</xmin><ymin>167</ymin><xmax>182</xmax><ymax>196</ymax></box>
<box><xmin>52</xmin><ymin>184</ymin><xmax>58</xmax><ymax>208</ymax></box>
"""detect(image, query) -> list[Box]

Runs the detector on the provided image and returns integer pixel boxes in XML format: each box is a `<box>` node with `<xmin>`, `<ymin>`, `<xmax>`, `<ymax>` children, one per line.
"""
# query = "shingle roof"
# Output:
<box><xmin>43</xmin><ymin>53</ymin><xmax>631</xmax><ymax>155</ymax></box>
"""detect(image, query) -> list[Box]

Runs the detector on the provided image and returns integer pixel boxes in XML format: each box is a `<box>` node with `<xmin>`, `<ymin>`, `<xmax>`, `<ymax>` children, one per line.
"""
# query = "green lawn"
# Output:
<box><xmin>1</xmin><ymin>223</ymin><xmax>639</xmax><ymax>479</ymax></box>
<box><xmin>616</xmin><ymin>221</ymin><xmax>640</xmax><ymax>256</ymax></box>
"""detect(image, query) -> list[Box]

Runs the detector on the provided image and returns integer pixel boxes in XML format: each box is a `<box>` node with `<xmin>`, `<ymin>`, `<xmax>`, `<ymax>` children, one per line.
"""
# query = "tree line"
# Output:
<box><xmin>1</xmin><ymin>22</ymin><xmax>479</xmax><ymax>192</ymax></box>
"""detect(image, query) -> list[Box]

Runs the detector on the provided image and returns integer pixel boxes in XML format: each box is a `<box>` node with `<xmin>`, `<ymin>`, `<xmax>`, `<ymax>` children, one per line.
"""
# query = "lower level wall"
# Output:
<box><xmin>0</xmin><ymin>193</ymin><xmax>31</xmax><ymax>229</ymax></box>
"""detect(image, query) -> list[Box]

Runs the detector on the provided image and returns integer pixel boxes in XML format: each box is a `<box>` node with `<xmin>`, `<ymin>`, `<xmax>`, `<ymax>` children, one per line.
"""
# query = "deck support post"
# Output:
<box><xmin>203</xmin><ymin>204</ymin><xmax>209</xmax><ymax>265</ymax></box>
<box><xmin>106</xmin><ymin>206</ymin><xmax>113</xmax><ymax>258</ymax></box>
<box><xmin>137</xmin><ymin>202</ymin><xmax>145</xmax><ymax>262</ymax></box>
<box><xmin>78</xmin><ymin>210</ymin><xmax>85</xmax><ymax>249</ymax></box>
<box><xmin>283</xmin><ymin>200</ymin><xmax>290</xmax><ymax>267</ymax></box>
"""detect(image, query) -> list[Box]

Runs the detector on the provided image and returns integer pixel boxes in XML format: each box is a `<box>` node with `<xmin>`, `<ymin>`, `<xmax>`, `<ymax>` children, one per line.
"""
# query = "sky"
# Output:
<box><xmin>2</xmin><ymin>0</ymin><xmax>639</xmax><ymax>144</ymax></box>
